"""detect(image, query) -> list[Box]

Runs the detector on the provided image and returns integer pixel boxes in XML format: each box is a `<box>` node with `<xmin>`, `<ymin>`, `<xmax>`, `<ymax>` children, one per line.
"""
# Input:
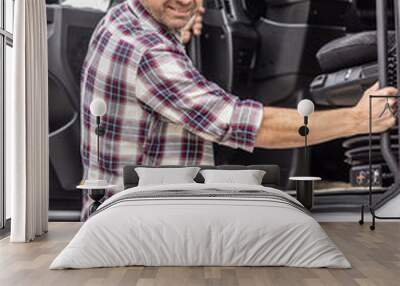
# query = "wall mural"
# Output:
<box><xmin>46</xmin><ymin>0</ymin><xmax>400</xmax><ymax>222</ymax></box>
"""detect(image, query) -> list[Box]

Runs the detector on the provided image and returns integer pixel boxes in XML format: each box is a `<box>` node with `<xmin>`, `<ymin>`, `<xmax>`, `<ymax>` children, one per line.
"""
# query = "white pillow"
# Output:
<box><xmin>135</xmin><ymin>167</ymin><xmax>200</xmax><ymax>186</ymax></box>
<box><xmin>200</xmin><ymin>169</ymin><xmax>266</xmax><ymax>185</ymax></box>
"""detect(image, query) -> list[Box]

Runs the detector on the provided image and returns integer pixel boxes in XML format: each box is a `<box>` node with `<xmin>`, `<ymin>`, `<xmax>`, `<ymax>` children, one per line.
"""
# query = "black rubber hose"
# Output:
<box><xmin>380</xmin><ymin>131</ymin><xmax>399</xmax><ymax>185</ymax></box>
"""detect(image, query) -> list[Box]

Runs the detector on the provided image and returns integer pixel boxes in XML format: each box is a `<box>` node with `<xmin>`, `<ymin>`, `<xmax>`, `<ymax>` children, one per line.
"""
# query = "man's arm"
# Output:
<box><xmin>136</xmin><ymin>44</ymin><xmax>397</xmax><ymax>151</ymax></box>
<box><xmin>255</xmin><ymin>83</ymin><xmax>398</xmax><ymax>149</ymax></box>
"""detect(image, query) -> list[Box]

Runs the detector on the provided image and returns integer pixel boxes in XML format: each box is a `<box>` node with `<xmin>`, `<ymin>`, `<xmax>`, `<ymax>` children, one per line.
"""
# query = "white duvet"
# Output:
<box><xmin>50</xmin><ymin>183</ymin><xmax>351</xmax><ymax>269</ymax></box>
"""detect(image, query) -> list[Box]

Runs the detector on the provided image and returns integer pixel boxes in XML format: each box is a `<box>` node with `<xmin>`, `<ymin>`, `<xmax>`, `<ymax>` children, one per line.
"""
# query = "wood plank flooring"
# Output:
<box><xmin>1</xmin><ymin>222</ymin><xmax>400</xmax><ymax>286</ymax></box>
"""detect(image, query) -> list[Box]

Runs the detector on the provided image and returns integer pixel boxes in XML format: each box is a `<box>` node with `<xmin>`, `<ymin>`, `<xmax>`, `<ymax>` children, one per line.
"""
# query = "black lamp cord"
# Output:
<box><xmin>304</xmin><ymin>116</ymin><xmax>308</xmax><ymax>170</ymax></box>
<box><xmin>298</xmin><ymin>116</ymin><xmax>310</xmax><ymax>176</ymax></box>
<box><xmin>95</xmin><ymin>116</ymin><xmax>106</xmax><ymax>164</ymax></box>
<box><xmin>97</xmin><ymin>116</ymin><xmax>100</xmax><ymax>163</ymax></box>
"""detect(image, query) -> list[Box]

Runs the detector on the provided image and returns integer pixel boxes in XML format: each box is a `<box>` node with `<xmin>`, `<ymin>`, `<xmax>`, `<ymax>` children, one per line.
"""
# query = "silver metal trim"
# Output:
<box><xmin>0</xmin><ymin>29</ymin><xmax>12</xmax><ymax>41</ymax></box>
<box><xmin>259</xmin><ymin>17</ymin><xmax>346</xmax><ymax>32</ymax></box>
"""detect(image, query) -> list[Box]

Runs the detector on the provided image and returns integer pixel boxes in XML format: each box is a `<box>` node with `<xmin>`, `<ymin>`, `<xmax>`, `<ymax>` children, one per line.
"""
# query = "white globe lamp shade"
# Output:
<box><xmin>297</xmin><ymin>99</ymin><xmax>315</xmax><ymax>117</ymax></box>
<box><xmin>90</xmin><ymin>98</ymin><xmax>107</xmax><ymax>117</ymax></box>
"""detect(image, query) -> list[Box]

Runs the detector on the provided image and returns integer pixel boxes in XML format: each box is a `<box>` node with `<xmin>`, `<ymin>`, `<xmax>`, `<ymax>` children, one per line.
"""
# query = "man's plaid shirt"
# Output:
<box><xmin>81</xmin><ymin>0</ymin><xmax>264</xmax><ymax>190</ymax></box>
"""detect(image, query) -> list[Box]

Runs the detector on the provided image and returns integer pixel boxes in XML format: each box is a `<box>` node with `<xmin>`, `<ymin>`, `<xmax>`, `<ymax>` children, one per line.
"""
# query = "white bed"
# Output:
<box><xmin>50</xmin><ymin>183</ymin><xmax>351</xmax><ymax>269</ymax></box>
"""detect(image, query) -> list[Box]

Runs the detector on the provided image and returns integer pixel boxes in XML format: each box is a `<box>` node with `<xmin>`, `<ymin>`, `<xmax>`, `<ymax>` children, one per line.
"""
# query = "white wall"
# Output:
<box><xmin>376</xmin><ymin>193</ymin><xmax>400</xmax><ymax>217</ymax></box>
<box><xmin>62</xmin><ymin>0</ymin><xmax>109</xmax><ymax>11</ymax></box>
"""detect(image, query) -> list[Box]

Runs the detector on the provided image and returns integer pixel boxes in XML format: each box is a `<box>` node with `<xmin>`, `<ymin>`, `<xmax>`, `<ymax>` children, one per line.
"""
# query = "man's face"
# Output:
<box><xmin>140</xmin><ymin>0</ymin><xmax>197</xmax><ymax>30</ymax></box>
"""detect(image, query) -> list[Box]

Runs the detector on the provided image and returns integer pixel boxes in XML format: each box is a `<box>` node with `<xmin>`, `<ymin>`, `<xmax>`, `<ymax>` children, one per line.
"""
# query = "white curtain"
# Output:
<box><xmin>8</xmin><ymin>0</ymin><xmax>49</xmax><ymax>242</ymax></box>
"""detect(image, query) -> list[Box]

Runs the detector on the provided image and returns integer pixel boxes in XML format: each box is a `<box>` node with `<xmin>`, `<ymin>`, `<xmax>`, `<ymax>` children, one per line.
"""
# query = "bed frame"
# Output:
<box><xmin>123</xmin><ymin>165</ymin><xmax>280</xmax><ymax>190</ymax></box>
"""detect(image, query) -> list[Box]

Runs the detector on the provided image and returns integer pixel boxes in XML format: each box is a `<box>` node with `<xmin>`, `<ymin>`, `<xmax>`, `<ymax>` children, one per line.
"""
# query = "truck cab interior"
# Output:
<box><xmin>46</xmin><ymin>0</ymin><xmax>399</xmax><ymax>220</ymax></box>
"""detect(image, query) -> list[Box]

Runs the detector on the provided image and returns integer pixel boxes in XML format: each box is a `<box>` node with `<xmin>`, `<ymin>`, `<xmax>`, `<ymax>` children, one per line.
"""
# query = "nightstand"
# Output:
<box><xmin>77</xmin><ymin>180</ymin><xmax>117</xmax><ymax>215</ymax></box>
<box><xmin>289</xmin><ymin>176</ymin><xmax>321</xmax><ymax>210</ymax></box>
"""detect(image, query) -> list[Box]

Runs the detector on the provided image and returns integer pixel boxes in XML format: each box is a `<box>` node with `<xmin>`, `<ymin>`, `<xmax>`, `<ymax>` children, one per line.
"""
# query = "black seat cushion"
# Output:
<box><xmin>316</xmin><ymin>31</ymin><xmax>395</xmax><ymax>72</ymax></box>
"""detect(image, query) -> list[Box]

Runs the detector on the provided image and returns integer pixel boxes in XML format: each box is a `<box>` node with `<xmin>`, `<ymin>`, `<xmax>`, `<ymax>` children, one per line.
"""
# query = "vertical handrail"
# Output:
<box><xmin>376</xmin><ymin>0</ymin><xmax>388</xmax><ymax>87</ymax></box>
<box><xmin>373</xmin><ymin>0</ymin><xmax>387</xmax><ymax>209</ymax></box>
<box><xmin>395</xmin><ymin>0</ymin><xmax>400</xmax><ymax>185</ymax></box>
<box><xmin>376</xmin><ymin>0</ymin><xmax>399</xmax><ymax>186</ymax></box>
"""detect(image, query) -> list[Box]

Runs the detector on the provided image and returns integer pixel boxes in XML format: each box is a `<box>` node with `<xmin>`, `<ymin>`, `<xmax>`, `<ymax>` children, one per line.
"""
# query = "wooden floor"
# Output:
<box><xmin>1</xmin><ymin>222</ymin><xmax>400</xmax><ymax>286</ymax></box>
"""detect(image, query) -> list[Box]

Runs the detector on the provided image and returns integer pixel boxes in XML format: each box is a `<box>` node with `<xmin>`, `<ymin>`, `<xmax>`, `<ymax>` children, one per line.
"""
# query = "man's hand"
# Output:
<box><xmin>181</xmin><ymin>0</ymin><xmax>205</xmax><ymax>44</ymax></box>
<box><xmin>351</xmin><ymin>82</ymin><xmax>398</xmax><ymax>134</ymax></box>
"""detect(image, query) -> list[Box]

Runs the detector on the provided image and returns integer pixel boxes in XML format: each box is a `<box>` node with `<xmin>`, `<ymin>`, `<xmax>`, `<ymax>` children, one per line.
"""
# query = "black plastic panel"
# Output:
<box><xmin>47</xmin><ymin>4</ymin><xmax>104</xmax><ymax>217</ymax></box>
<box><xmin>200</xmin><ymin>8</ymin><xmax>259</xmax><ymax>96</ymax></box>
<box><xmin>265</xmin><ymin>0</ymin><xmax>351</xmax><ymax>26</ymax></box>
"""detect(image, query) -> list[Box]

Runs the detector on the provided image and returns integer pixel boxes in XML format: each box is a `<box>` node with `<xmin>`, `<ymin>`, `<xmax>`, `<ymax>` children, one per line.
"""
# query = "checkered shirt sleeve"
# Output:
<box><xmin>135</xmin><ymin>44</ymin><xmax>264</xmax><ymax>152</ymax></box>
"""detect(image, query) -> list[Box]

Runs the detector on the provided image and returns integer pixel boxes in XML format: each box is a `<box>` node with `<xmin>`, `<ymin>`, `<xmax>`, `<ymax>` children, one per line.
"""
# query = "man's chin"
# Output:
<box><xmin>165</xmin><ymin>18</ymin><xmax>192</xmax><ymax>30</ymax></box>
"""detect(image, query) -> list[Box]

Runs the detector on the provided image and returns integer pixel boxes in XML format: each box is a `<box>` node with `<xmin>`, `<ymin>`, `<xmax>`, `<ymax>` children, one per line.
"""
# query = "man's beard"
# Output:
<box><xmin>139</xmin><ymin>0</ymin><xmax>194</xmax><ymax>31</ymax></box>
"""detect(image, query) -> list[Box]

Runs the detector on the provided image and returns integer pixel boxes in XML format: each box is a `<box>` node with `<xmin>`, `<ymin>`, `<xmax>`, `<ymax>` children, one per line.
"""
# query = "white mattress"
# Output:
<box><xmin>50</xmin><ymin>183</ymin><xmax>351</xmax><ymax>269</ymax></box>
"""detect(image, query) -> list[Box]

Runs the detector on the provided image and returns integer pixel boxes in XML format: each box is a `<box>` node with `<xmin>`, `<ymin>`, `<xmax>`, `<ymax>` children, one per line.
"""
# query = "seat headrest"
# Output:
<box><xmin>316</xmin><ymin>31</ymin><xmax>395</xmax><ymax>72</ymax></box>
